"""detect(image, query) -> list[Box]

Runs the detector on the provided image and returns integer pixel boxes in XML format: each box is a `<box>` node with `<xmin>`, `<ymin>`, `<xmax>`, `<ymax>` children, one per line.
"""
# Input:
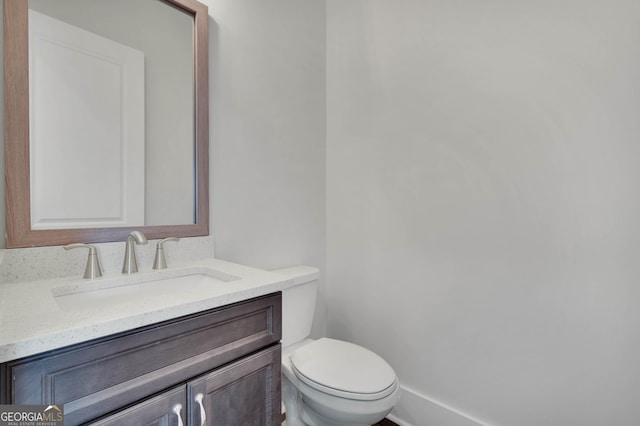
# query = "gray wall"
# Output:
<box><xmin>326</xmin><ymin>0</ymin><xmax>640</xmax><ymax>424</ymax></box>
<box><xmin>204</xmin><ymin>0</ymin><xmax>327</xmax><ymax>335</ymax></box>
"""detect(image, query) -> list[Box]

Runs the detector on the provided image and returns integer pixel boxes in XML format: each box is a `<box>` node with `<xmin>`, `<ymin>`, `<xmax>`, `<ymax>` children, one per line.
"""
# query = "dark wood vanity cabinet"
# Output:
<box><xmin>0</xmin><ymin>293</ymin><xmax>282</xmax><ymax>426</ymax></box>
<box><xmin>92</xmin><ymin>347</ymin><xmax>280</xmax><ymax>426</ymax></box>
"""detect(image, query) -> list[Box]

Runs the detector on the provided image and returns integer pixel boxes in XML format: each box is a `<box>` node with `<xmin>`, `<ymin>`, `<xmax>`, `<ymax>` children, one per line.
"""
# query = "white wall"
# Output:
<box><xmin>205</xmin><ymin>0</ymin><xmax>327</xmax><ymax>335</ymax></box>
<box><xmin>326</xmin><ymin>1</ymin><xmax>640</xmax><ymax>425</ymax></box>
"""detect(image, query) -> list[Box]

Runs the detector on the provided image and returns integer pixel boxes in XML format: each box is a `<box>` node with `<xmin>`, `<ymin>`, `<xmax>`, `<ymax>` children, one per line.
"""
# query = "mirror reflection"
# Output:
<box><xmin>28</xmin><ymin>0</ymin><xmax>195</xmax><ymax>229</ymax></box>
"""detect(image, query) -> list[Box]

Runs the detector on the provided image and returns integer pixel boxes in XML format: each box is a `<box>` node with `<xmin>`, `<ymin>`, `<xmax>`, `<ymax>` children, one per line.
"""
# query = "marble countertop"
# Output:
<box><xmin>0</xmin><ymin>258</ymin><xmax>300</xmax><ymax>363</ymax></box>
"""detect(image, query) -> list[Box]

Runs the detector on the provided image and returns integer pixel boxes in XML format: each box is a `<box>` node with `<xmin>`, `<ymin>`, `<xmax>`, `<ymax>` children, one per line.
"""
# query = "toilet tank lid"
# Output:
<box><xmin>290</xmin><ymin>338</ymin><xmax>397</xmax><ymax>396</ymax></box>
<box><xmin>270</xmin><ymin>265</ymin><xmax>319</xmax><ymax>285</ymax></box>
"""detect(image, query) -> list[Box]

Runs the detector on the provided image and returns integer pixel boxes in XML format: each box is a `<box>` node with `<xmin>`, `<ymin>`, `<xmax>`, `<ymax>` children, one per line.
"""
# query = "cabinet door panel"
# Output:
<box><xmin>188</xmin><ymin>345</ymin><xmax>281</xmax><ymax>426</ymax></box>
<box><xmin>89</xmin><ymin>386</ymin><xmax>186</xmax><ymax>426</ymax></box>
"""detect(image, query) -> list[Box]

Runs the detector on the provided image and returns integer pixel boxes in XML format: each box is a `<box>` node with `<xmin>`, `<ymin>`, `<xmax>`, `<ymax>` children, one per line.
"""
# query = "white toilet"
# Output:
<box><xmin>275</xmin><ymin>266</ymin><xmax>401</xmax><ymax>426</ymax></box>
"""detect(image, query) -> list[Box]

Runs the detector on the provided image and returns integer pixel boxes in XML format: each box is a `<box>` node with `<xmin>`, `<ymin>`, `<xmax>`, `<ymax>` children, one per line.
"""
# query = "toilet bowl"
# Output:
<box><xmin>274</xmin><ymin>266</ymin><xmax>401</xmax><ymax>426</ymax></box>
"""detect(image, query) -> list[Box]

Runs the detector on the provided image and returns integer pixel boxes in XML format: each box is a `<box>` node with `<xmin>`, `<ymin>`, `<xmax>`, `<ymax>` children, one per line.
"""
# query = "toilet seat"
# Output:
<box><xmin>290</xmin><ymin>338</ymin><xmax>398</xmax><ymax>401</ymax></box>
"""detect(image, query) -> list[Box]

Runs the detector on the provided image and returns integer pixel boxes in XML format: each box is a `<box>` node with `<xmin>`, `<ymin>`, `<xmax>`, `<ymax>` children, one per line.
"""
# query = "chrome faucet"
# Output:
<box><xmin>122</xmin><ymin>231</ymin><xmax>147</xmax><ymax>274</ymax></box>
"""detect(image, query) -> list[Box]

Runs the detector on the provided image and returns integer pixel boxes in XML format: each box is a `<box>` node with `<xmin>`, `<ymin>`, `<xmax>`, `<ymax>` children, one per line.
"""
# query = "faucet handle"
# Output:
<box><xmin>153</xmin><ymin>237</ymin><xmax>180</xmax><ymax>270</ymax></box>
<box><xmin>64</xmin><ymin>243</ymin><xmax>102</xmax><ymax>279</ymax></box>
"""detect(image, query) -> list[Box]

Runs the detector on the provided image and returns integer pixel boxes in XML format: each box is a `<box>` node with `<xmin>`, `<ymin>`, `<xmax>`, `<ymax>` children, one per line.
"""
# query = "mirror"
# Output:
<box><xmin>4</xmin><ymin>0</ymin><xmax>209</xmax><ymax>248</ymax></box>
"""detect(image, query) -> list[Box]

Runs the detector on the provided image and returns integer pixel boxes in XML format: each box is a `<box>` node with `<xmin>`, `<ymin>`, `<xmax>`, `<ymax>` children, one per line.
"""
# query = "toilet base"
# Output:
<box><xmin>281</xmin><ymin>339</ymin><xmax>400</xmax><ymax>426</ymax></box>
<box><xmin>282</xmin><ymin>375</ymin><xmax>387</xmax><ymax>426</ymax></box>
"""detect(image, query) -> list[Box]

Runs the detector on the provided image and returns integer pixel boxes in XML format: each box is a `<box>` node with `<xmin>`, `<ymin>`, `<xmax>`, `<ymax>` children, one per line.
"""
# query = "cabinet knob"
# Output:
<box><xmin>194</xmin><ymin>393</ymin><xmax>206</xmax><ymax>426</ymax></box>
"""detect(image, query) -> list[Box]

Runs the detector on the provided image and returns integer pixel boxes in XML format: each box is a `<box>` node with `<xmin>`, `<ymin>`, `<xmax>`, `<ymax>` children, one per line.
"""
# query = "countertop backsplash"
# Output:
<box><xmin>0</xmin><ymin>235</ymin><xmax>215</xmax><ymax>283</ymax></box>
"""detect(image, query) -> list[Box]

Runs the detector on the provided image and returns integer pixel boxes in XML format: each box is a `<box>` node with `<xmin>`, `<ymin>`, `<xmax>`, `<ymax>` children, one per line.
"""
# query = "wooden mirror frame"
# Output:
<box><xmin>4</xmin><ymin>0</ymin><xmax>209</xmax><ymax>248</ymax></box>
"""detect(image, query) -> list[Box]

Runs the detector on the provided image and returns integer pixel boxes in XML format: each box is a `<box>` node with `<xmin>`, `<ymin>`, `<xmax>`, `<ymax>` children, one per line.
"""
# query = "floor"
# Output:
<box><xmin>282</xmin><ymin>416</ymin><xmax>398</xmax><ymax>426</ymax></box>
<box><xmin>373</xmin><ymin>419</ymin><xmax>399</xmax><ymax>426</ymax></box>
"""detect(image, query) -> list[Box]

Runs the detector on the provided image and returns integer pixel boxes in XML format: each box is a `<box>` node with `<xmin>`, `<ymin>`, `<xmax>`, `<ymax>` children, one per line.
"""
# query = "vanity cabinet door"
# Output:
<box><xmin>188</xmin><ymin>345</ymin><xmax>281</xmax><ymax>426</ymax></box>
<box><xmin>89</xmin><ymin>386</ymin><xmax>186</xmax><ymax>426</ymax></box>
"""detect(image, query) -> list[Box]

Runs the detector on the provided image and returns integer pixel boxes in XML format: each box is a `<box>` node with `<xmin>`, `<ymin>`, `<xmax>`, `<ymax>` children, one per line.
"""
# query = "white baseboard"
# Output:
<box><xmin>388</xmin><ymin>385</ymin><xmax>490</xmax><ymax>426</ymax></box>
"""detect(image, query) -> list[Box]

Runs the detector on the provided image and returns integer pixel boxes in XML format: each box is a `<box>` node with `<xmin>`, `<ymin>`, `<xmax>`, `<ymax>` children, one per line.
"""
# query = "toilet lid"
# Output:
<box><xmin>290</xmin><ymin>338</ymin><xmax>397</xmax><ymax>401</ymax></box>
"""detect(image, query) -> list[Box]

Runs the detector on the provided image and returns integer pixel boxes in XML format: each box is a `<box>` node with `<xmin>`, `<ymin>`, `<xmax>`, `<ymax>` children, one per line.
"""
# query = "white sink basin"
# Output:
<box><xmin>53</xmin><ymin>270</ymin><xmax>239</xmax><ymax>310</ymax></box>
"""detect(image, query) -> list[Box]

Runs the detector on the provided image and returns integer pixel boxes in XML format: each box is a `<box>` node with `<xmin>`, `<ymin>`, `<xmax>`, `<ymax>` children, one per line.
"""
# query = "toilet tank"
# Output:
<box><xmin>271</xmin><ymin>266</ymin><xmax>319</xmax><ymax>347</ymax></box>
